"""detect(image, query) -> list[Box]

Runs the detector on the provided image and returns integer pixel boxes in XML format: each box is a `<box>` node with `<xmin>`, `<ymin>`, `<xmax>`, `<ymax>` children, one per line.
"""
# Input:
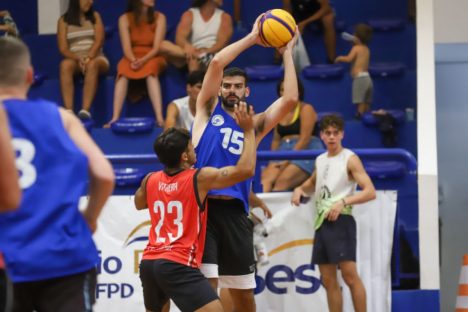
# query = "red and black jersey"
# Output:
<box><xmin>142</xmin><ymin>169</ymin><xmax>207</xmax><ymax>268</ymax></box>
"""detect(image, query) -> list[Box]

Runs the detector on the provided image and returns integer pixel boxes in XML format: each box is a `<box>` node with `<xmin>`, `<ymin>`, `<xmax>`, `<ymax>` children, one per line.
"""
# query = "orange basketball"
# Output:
<box><xmin>259</xmin><ymin>9</ymin><xmax>296</xmax><ymax>48</ymax></box>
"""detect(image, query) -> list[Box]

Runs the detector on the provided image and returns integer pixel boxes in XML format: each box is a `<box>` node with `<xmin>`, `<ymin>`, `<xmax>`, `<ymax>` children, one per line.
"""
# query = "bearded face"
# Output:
<box><xmin>219</xmin><ymin>76</ymin><xmax>249</xmax><ymax>110</ymax></box>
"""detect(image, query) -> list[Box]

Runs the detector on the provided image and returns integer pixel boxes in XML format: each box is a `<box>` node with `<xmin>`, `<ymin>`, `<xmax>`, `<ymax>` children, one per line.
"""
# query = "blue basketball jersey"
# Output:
<box><xmin>194</xmin><ymin>103</ymin><xmax>252</xmax><ymax>213</ymax></box>
<box><xmin>0</xmin><ymin>99</ymin><xmax>99</xmax><ymax>282</ymax></box>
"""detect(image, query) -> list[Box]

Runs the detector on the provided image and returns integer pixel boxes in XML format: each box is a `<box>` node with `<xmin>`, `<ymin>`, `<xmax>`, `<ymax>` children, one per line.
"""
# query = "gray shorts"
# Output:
<box><xmin>352</xmin><ymin>74</ymin><xmax>373</xmax><ymax>104</ymax></box>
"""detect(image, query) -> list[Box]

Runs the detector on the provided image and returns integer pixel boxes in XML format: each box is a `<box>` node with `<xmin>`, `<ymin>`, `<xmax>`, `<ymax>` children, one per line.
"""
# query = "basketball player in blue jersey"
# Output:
<box><xmin>0</xmin><ymin>102</ymin><xmax>20</xmax><ymax>211</ymax></box>
<box><xmin>0</xmin><ymin>37</ymin><xmax>115</xmax><ymax>311</ymax></box>
<box><xmin>191</xmin><ymin>15</ymin><xmax>299</xmax><ymax>312</ymax></box>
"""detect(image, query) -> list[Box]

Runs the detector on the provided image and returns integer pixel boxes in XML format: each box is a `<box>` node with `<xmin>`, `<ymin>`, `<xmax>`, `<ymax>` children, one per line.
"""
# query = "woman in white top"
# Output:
<box><xmin>57</xmin><ymin>0</ymin><xmax>109</xmax><ymax>120</ymax></box>
<box><xmin>176</xmin><ymin>0</ymin><xmax>233</xmax><ymax>72</ymax></box>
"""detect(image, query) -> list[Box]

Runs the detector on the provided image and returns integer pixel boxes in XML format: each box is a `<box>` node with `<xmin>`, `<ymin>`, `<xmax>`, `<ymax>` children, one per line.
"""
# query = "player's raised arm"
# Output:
<box><xmin>196</xmin><ymin>102</ymin><xmax>256</xmax><ymax>199</ymax></box>
<box><xmin>192</xmin><ymin>14</ymin><xmax>265</xmax><ymax>147</ymax></box>
<box><xmin>254</xmin><ymin>29</ymin><xmax>299</xmax><ymax>143</ymax></box>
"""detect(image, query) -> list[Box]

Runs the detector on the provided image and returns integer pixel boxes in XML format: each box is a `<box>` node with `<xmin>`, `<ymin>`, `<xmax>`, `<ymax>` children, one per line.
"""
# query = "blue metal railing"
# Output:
<box><xmin>107</xmin><ymin>148</ymin><xmax>417</xmax><ymax>172</ymax></box>
<box><xmin>107</xmin><ymin>148</ymin><xmax>419</xmax><ymax>288</ymax></box>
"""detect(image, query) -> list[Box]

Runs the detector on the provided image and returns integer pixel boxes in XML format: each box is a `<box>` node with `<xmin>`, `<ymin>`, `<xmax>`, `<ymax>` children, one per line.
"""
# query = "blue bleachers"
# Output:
<box><xmin>0</xmin><ymin>0</ymin><xmax>37</xmax><ymax>34</ymax></box>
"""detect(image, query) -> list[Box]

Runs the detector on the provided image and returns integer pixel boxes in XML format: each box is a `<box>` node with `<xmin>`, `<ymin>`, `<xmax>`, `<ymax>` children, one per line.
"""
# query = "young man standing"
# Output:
<box><xmin>135</xmin><ymin>102</ymin><xmax>256</xmax><ymax>312</ymax></box>
<box><xmin>292</xmin><ymin>115</ymin><xmax>376</xmax><ymax>312</ymax></box>
<box><xmin>0</xmin><ymin>37</ymin><xmax>115</xmax><ymax>311</ymax></box>
<box><xmin>191</xmin><ymin>14</ymin><xmax>299</xmax><ymax>312</ymax></box>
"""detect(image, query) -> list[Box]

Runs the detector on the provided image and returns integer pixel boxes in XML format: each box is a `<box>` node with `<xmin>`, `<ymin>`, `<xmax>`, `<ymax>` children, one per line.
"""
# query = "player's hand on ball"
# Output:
<box><xmin>278</xmin><ymin>26</ymin><xmax>299</xmax><ymax>55</ymax></box>
<box><xmin>251</xmin><ymin>14</ymin><xmax>268</xmax><ymax>47</ymax></box>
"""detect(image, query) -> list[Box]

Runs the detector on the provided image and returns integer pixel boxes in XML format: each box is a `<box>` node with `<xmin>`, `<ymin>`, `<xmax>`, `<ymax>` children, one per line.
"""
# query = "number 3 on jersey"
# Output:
<box><xmin>13</xmin><ymin>138</ymin><xmax>37</xmax><ymax>189</ymax></box>
<box><xmin>153</xmin><ymin>200</ymin><xmax>184</xmax><ymax>243</ymax></box>
<box><xmin>220</xmin><ymin>127</ymin><xmax>244</xmax><ymax>155</ymax></box>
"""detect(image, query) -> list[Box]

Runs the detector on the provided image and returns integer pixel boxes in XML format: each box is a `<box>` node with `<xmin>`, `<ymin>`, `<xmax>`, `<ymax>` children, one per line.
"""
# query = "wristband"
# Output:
<box><xmin>341</xmin><ymin>198</ymin><xmax>346</xmax><ymax>206</ymax></box>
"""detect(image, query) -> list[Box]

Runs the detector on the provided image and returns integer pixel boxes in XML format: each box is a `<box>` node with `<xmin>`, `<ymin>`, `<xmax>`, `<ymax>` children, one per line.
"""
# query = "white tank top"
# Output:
<box><xmin>172</xmin><ymin>96</ymin><xmax>194</xmax><ymax>130</ymax></box>
<box><xmin>314</xmin><ymin>148</ymin><xmax>357</xmax><ymax>206</ymax></box>
<box><xmin>189</xmin><ymin>8</ymin><xmax>223</xmax><ymax>49</ymax></box>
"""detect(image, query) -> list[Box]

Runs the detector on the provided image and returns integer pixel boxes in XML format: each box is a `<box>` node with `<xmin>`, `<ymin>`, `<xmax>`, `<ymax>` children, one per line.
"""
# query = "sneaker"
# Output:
<box><xmin>78</xmin><ymin>109</ymin><xmax>91</xmax><ymax>120</ymax></box>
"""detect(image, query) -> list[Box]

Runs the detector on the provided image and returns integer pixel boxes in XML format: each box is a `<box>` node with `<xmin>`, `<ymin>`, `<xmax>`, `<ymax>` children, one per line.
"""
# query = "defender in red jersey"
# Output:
<box><xmin>135</xmin><ymin>102</ymin><xmax>256</xmax><ymax>312</ymax></box>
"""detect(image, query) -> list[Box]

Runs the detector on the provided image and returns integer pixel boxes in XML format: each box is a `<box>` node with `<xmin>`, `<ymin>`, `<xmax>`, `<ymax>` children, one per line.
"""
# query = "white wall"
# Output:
<box><xmin>38</xmin><ymin>0</ymin><xmax>68</xmax><ymax>34</ymax></box>
<box><xmin>434</xmin><ymin>0</ymin><xmax>468</xmax><ymax>43</ymax></box>
<box><xmin>433</xmin><ymin>0</ymin><xmax>468</xmax><ymax>311</ymax></box>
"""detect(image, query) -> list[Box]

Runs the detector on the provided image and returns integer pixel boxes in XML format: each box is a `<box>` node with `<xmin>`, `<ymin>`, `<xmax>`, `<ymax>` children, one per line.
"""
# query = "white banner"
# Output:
<box><xmin>88</xmin><ymin>191</ymin><xmax>396</xmax><ymax>312</ymax></box>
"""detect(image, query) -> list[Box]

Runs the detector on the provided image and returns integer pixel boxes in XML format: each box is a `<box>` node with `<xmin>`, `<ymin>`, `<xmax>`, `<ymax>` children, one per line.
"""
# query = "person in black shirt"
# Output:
<box><xmin>283</xmin><ymin>0</ymin><xmax>336</xmax><ymax>63</ymax></box>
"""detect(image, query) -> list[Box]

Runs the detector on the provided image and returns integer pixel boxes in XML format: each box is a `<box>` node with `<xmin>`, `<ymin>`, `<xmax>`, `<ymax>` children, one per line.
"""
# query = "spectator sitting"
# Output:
<box><xmin>175</xmin><ymin>0</ymin><xmax>233</xmax><ymax>72</ymax></box>
<box><xmin>283</xmin><ymin>0</ymin><xmax>336</xmax><ymax>64</ymax></box>
<box><xmin>0</xmin><ymin>10</ymin><xmax>19</xmax><ymax>37</ymax></box>
<box><xmin>335</xmin><ymin>23</ymin><xmax>373</xmax><ymax>118</ymax></box>
<box><xmin>105</xmin><ymin>0</ymin><xmax>169</xmax><ymax>128</ymax></box>
<box><xmin>57</xmin><ymin>0</ymin><xmax>109</xmax><ymax>120</ymax></box>
<box><xmin>261</xmin><ymin>78</ymin><xmax>323</xmax><ymax>192</ymax></box>
<box><xmin>164</xmin><ymin>70</ymin><xmax>205</xmax><ymax>130</ymax></box>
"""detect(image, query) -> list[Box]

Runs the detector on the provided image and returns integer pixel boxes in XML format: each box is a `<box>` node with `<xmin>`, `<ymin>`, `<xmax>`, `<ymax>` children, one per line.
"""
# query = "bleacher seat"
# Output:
<box><xmin>317</xmin><ymin>111</ymin><xmax>343</xmax><ymax>122</ymax></box>
<box><xmin>114</xmin><ymin>168</ymin><xmax>145</xmax><ymax>187</ymax></box>
<box><xmin>302</xmin><ymin>64</ymin><xmax>346</xmax><ymax>79</ymax></box>
<box><xmin>370</xmin><ymin>62</ymin><xmax>406</xmax><ymax>77</ymax></box>
<box><xmin>364</xmin><ymin>160</ymin><xmax>406</xmax><ymax>179</ymax></box>
<box><xmin>245</xmin><ymin>65</ymin><xmax>283</xmax><ymax>81</ymax></box>
<box><xmin>81</xmin><ymin>119</ymin><xmax>94</xmax><ymax>133</ymax></box>
<box><xmin>361</xmin><ymin>110</ymin><xmax>406</xmax><ymax>126</ymax></box>
<box><xmin>368</xmin><ymin>18</ymin><xmax>405</xmax><ymax>32</ymax></box>
<box><xmin>111</xmin><ymin>117</ymin><xmax>155</xmax><ymax>134</ymax></box>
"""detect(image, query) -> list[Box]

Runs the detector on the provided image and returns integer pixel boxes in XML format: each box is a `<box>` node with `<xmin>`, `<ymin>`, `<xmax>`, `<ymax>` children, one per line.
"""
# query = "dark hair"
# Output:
<box><xmin>63</xmin><ymin>0</ymin><xmax>96</xmax><ymax>26</ymax></box>
<box><xmin>354</xmin><ymin>23</ymin><xmax>373</xmax><ymax>45</ymax></box>
<box><xmin>186</xmin><ymin>70</ymin><xmax>205</xmax><ymax>86</ymax></box>
<box><xmin>320</xmin><ymin>115</ymin><xmax>345</xmax><ymax>132</ymax></box>
<box><xmin>0</xmin><ymin>37</ymin><xmax>30</xmax><ymax>87</ymax></box>
<box><xmin>223</xmin><ymin>67</ymin><xmax>249</xmax><ymax>84</ymax></box>
<box><xmin>153</xmin><ymin>128</ymin><xmax>191</xmax><ymax>168</ymax></box>
<box><xmin>191</xmin><ymin>0</ymin><xmax>209</xmax><ymax>8</ymax></box>
<box><xmin>276</xmin><ymin>77</ymin><xmax>304</xmax><ymax>101</ymax></box>
<box><xmin>126</xmin><ymin>0</ymin><xmax>155</xmax><ymax>25</ymax></box>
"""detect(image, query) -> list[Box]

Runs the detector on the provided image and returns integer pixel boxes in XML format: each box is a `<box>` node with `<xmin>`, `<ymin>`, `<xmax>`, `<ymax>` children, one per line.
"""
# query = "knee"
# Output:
<box><xmin>159</xmin><ymin>40</ymin><xmax>170</xmax><ymax>53</ymax></box>
<box><xmin>321</xmin><ymin>275</ymin><xmax>339</xmax><ymax>290</ymax></box>
<box><xmin>261</xmin><ymin>169</ymin><xmax>273</xmax><ymax>183</ymax></box>
<box><xmin>342</xmin><ymin>270</ymin><xmax>360</xmax><ymax>287</ymax></box>
<box><xmin>231</xmin><ymin>289</ymin><xmax>255</xmax><ymax>306</ymax></box>
<box><xmin>272</xmin><ymin>176</ymin><xmax>291</xmax><ymax>191</ymax></box>
<box><xmin>60</xmin><ymin>59</ymin><xmax>76</xmax><ymax>76</ymax></box>
<box><xmin>85</xmin><ymin>59</ymin><xmax>99</xmax><ymax>74</ymax></box>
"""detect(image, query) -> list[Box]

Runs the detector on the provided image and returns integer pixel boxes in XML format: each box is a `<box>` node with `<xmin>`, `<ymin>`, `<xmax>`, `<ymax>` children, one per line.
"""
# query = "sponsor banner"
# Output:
<box><xmin>88</xmin><ymin>191</ymin><xmax>396</xmax><ymax>312</ymax></box>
